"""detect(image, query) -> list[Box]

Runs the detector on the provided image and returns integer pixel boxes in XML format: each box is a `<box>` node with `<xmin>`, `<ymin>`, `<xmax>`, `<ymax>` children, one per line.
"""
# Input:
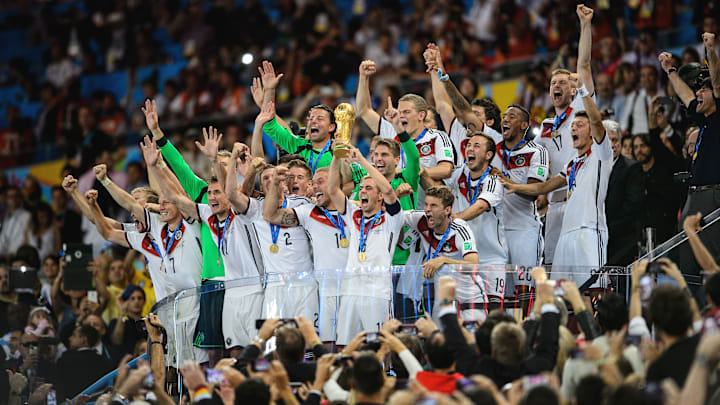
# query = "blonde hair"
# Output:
<box><xmin>398</xmin><ymin>94</ymin><xmax>429</xmax><ymax>114</ymax></box>
<box><xmin>551</xmin><ymin>68</ymin><xmax>573</xmax><ymax>78</ymax></box>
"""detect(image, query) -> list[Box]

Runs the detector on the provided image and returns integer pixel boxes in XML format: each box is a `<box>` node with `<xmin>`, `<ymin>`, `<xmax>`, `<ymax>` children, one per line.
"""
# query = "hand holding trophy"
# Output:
<box><xmin>333</xmin><ymin>103</ymin><xmax>356</xmax><ymax>157</ymax></box>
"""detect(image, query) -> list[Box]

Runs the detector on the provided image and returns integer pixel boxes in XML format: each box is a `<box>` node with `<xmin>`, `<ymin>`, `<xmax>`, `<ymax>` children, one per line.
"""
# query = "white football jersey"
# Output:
<box><xmin>490</xmin><ymin>140</ymin><xmax>549</xmax><ymax>230</ymax></box>
<box><xmin>293</xmin><ymin>204</ymin><xmax>352</xmax><ymax>296</ymax></box>
<box><xmin>124</xmin><ymin>230</ymin><xmax>167</xmax><ymax>300</ymax></box>
<box><xmin>377</xmin><ymin>117</ymin><xmax>455</xmax><ymax>170</ymax></box>
<box><xmin>247</xmin><ymin>195</ymin><xmax>314</xmax><ymax>282</ymax></box>
<box><xmin>445</xmin><ymin>166</ymin><xmax>508</xmax><ymax>265</ymax></box>
<box><xmin>448</xmin><ymin>118</ymin><xmax>503</xmax><ymax>165</ymax></box>
<box><xmin>403</xmin><ymin>213</ymin><xmax>485</xmax><ymax>303</ymax></box>
<box><xmin>146</xmin><ymin>211</ymin><xmax>203</xmax><ymax>293</ymax></box>
<box><xmin>536</xmin><ymin>94</ymin><xmax>588</xmax><ymax>196</ymax></box>
<box><xmin>197</xmin><ymin>203</ymin><xmax>263</xmax><ymax>293</ymax></box>
<box><xmin>341</xmin><ymin>199</ymin><xmax>405</xmax><ymax>299</ymax></box>
<box><xmin>558</xmin><ymin>135</ymin><xmax>613</xmax><ymax>234</ymax></box>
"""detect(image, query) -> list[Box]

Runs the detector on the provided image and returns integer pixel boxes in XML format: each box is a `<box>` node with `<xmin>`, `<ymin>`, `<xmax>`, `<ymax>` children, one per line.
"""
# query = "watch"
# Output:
<box><xmin>252</xmin><ymin>335</ymin><xmax>265</xmax><ymax>346</ymax></box>
<box><xmin>666</xmin><ymin>67</ymin><xmax>678</xmax><ymax>75</ymax></box>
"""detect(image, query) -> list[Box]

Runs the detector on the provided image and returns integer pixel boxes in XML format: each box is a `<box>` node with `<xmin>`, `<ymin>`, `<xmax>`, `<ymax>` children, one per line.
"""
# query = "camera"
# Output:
<box><xmin>678</xmin><ymin>63</ymin><xmax>710</xmax><ymax>92</ymax></box>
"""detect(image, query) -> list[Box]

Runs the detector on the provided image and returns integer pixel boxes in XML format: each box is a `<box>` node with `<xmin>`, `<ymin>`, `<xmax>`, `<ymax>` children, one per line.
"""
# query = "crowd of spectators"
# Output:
<box><xmin>0</xmin><ymin>0</ymin><xmax>716</xmax><ymax>168</ymax></box>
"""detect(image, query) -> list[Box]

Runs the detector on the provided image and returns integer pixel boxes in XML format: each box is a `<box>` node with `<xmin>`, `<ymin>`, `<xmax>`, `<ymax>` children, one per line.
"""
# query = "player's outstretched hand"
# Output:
<box><xmin>196</xmin><ymin>126</ymin><xmax>223</xmax><ymax>160</ymax></box>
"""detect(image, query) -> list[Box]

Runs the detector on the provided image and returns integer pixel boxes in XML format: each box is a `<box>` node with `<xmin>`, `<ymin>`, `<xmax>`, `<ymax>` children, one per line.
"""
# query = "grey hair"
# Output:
<box><xmin>602</xmin><ymin>119</ymin><xmax>621</xmax><ymax>135</ymax></box>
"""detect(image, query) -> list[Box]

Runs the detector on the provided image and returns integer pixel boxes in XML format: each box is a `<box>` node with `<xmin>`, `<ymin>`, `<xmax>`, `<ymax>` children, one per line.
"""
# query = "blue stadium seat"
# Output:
<box><xmin>0</xmin><ymin>85</ymin><xmax>25</xmax><ymax>104</ymax></box>
<box><xmin>81</xmin><ymin>71</ymin><xmax>128</xmax><ymax>102</ymax></box>
<box><xmin>19</xmin><ymin>102</ymin><xmax>42</xmax><ymax>121</ymax></box>
<box><xmin>164</xmin><ymin>44</ymin><xmax>184</xmax><ymax>62</ymax></box>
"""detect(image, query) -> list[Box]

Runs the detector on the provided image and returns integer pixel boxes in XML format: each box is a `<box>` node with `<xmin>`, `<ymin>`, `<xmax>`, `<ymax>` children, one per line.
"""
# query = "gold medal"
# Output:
<box><xmin>339</xmin><ymin>238</ymin><xmax>349</xmax><ymax>248</ymax></box>
<box><xmin>358</xmin><ymin>252</ymin><xmax>367</xmax><ymax>262</ymax></box>
<box><xmin>270</xmin><ymin>244</ymin><xmax>279</xmax><ymax>253</ymax></box>
<box><xmin>552</xmin><ymin>130</ymin><xmax>559</xmax><ymax>138</ymax></box>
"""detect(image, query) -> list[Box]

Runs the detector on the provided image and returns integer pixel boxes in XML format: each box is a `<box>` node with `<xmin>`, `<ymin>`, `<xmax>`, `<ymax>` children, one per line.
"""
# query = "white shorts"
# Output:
<box><xmin>504</xmin><ymin>228</ymin><xmax>543</xmax><ymax>294</ymax></box>
<box><xmin>318</xmin><ymin>295</ymin><xmax>339</xmax><ymax>342</ymax></box>
<box><xmin>223</xmin><ymin>289</ymin><xmax>263</xmax><ymax>348</ymax></box>
<box><xmin>336</xmin><ymin>296</ymin><xmax>391</xmax><ymax>345</ymax></box>
<box><xmin>262</xmin><ymin>282</ymin><xmax>319</xmax><ymax>322</ymax></box>
<box><xmin>158</xmin><ymin>293</ymin><xmax>208</xmax><ymax>367</ymax></box>
<box><xmin>544</xmin><ymin>201</ymin><xmax>566</xmax><ymax>264</ymax></box>
<box><xmin>551</xmin><ymin>228</ymin><xmax>608</xmax><ymax>289</ymax></box>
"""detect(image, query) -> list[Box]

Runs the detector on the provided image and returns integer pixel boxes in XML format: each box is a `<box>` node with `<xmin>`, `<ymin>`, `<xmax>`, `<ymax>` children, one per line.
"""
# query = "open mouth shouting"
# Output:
<box><xmin>400</xmin><ymin>120</ymin><xmax>408</xmax><ymax>129</ymax></box>
<box><xmin>466</xmin><ymin>151</ymin><xmax>477</xmax><ymax>165</ymax></box>
<box><xmin>502</xmin><ymin>125</ymin><xmax>511</xmax><ymax>138</ymax></box>
<box><xmin>309</xmin><ymin>125</ymin><xmax>320</xmax><ymax>135</ymax></box>
<box><xmin>552</xmin><ymin>90</ymin><xmax>563</xmax><ymax>104</ymax></box>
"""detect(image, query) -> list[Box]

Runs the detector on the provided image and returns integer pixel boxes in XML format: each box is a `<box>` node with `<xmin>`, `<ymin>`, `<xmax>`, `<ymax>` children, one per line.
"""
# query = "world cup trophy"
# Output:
<box><xmin>333</xmin><ymin>103</ymin><xmax>355</xmax><ymax>157</ymax></box>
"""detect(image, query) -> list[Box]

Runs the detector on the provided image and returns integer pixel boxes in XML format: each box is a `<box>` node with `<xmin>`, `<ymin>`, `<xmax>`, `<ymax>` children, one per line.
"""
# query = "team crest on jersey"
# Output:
<box><xmin>420</xmin><ymin>143</ymin><xmax>432</xmax><ymax>156</ymax></box>
<box><xmin>352</xmin><ymin>210</ymin><xmax>386</xmax><ymax>230</ymax></box>
<box><xmin>514</xmin><ymin>156</ymin><xmax>526</xmax><ymax>166</ymax></box>
<box><xmin>175</xmin><ymin>230</ymin><xmax>183</xmax><ymax>240</ymax></box>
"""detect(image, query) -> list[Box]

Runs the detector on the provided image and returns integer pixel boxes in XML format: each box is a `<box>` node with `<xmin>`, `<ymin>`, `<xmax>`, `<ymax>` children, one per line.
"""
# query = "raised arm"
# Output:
<box><xmin>356</xmin><ymin>60</ymin><xmax>382</xmax><ymax>133</ymax></box>
<box><xmin>346</xmin><ymin>143</ymin><xmax>397</xmax><ymax>205</ymax></box>
<box><xmin>263</xmin><ymin>166</ymin><xmax>299</xmax><ymax>226</ymax></box>
<box><xmin>576</xmin><ymin>5</ymin><xmax>595</xmax><ymax>96</ymax></box>
<box><xmin>140</xmin><ymin>136</ymin><xmax>198</xmax><ymax>221</ymax></box>
<box><xmin>142</xmin><ymin>99</ymin><xmax>207</xmax><ymax>199</ymax></box>
<box><xmin>500</xmin><ymin>175</ymin><xmax>566</xmax><ymax>196</ymax></box>
<box><xmin>659</xmin><ymin>52</ymin><xmax>695</xmax><ymax>107</ymax></box>
<box><xmin>704</xmin><ymin>33</ymin><xmax>720</xmax><ymax>98</ymax></box>
<box><xmin>226</xmin><ymin>142</ymin><xmax>252</xmax><ymax>213</ymax></box>
<box><xmin>571</xmin><ymin>73</ymin><xmax>605</xmax><ymax>144</ymax></box>
<box><xmin>194</xmin><ymin>126</ymin><xmax>226</xmax><ymax>189</ymax></box>
<box><xmin>253</xmin><ymin>102</ymin><xmax>276</xmax><ymax>159</ymax></box>
<box><xmin>85</xmin><ymin>190</ymin><xmax>130</xmax><ymax>248</ymax></box>
<box><xmin>258</xmin><ymin>61</ymin><xmax>291</xmax><ymax>132</ymax></box>
<box><xmin>93</xmin><ymin>164</ymin><xmax>145</xmax><ymax>222</ymax></box>
<box><xmin>62</xmin><ymin>175</ymin><xmax>122</xmax><ymax>229</ymax></box>
<box><xmin>424</xmin><ymin>45</ymin><xmax>455</xmax><ymax>130</ymax></box>
<box><xmin>327</xmin><ymin>151</ymin><xmax>348</xmax><ymax>214</ymax></box>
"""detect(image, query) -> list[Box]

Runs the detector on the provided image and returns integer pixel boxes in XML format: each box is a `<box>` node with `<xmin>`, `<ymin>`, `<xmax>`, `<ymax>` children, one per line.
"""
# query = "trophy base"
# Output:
<box><xmin>333</xmin><ymin>146</ymin><xmax>350</xmax><ymax>158</ymax></box>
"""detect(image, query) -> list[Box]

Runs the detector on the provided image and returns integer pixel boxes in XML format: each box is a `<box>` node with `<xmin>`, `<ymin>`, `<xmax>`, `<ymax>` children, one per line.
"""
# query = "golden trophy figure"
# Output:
<box><xmin>333</xmin><ymin>103</ymin><xmax>355</xmax><ymax>157</ymax></box>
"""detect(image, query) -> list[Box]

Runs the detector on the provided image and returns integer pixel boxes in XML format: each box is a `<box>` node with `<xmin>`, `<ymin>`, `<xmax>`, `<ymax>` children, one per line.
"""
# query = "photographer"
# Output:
<box><xmin>660</xmin><ymin>33</ymin><xmax>720</xmax><ymax>225</ymax></box>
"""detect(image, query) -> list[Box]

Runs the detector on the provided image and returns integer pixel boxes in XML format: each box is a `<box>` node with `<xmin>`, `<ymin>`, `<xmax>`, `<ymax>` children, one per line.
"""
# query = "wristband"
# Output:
<box><xmin>151</xmin><ymin>340</ymin><xmax>164</xmax><ymax>345</ymax></box>
<box><xmin>101</xmin><ymin>177</ymin><xmax>112</xmax><ymax>187</ymax></box>
<box><xmin>576</xmin><ymin>85</ymin><xmax>589</xmax><ymax>98</ymax></box>
<box><xmin>193</xmin><ymin>386</ymin><xmax>211</xmax><ymax>401</ymax></box>
<box><xmin>157</xmin><ymin>160</ymin><xmax>167</xmax><ymax>169</ymax></box>
<box><xmin>666</xmin><ymin>67</ymin><xmax>678</xmax><ymax>75</ymax></box>
<box><xmin>437</xmin><ymin>69</ymin><xmax>450</xmax><ymax>82</ymax></box>
<box><xmin>252</xmin><ymin>335</ymin><xmax>265</xmax><ymax>346</ymax></box>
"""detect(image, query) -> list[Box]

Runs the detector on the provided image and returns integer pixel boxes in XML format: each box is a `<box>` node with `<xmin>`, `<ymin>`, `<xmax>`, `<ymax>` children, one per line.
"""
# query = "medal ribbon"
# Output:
<box><xmin>467</xmin><ymin>166</ymin><xmax>491</xmax><ymax>204</ymax></box>
<box><xmin>552</xmin><ymin>106</ymin><xmax>571</xmax><ymax>133</ymax></box>
<box><xmin>567</xmin><ymin>159</ymin><xmax>580</xmax><ymax>195</ymax></box>
<box><xmin>270</xmin><ymin>198</ymin><xmax>287</xmax><ymax>245</ymax></box>
<box><xmin>216</xmin><ymin>213</ymin><xmax>230</xmax><ymax>258</ymax></box>
<box><xmin>163</xmin><ymin>224</ymin><xmax>180</xmax><ymax>257</ymax></box>
<box><xmin>308</xmin><ymin>139</ymin><xmax>332</xmax><ymax>174</ymax></box>
<box><xmin>693</xmin><ymin>127</ymin><xmax>705</xmax><ymax>161</ymax></box>
<box><xmin>359</xmin><ymin>210</ymin><xmax>383</xmax><ymax>254</ymax></box>
<box><xmin>502</xmin><ymin>139</ymin><xmax>526</xmax><ymax>176</ymax></box>
<box><xmin>321</xmin><ymin>207</ymin><xmax>346</xmax><ymax>240</ymax></box>
<box><xmin>426</xmin><ymin>221</ymin><xmax>452</xmax><ymax>261</ymax></box>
